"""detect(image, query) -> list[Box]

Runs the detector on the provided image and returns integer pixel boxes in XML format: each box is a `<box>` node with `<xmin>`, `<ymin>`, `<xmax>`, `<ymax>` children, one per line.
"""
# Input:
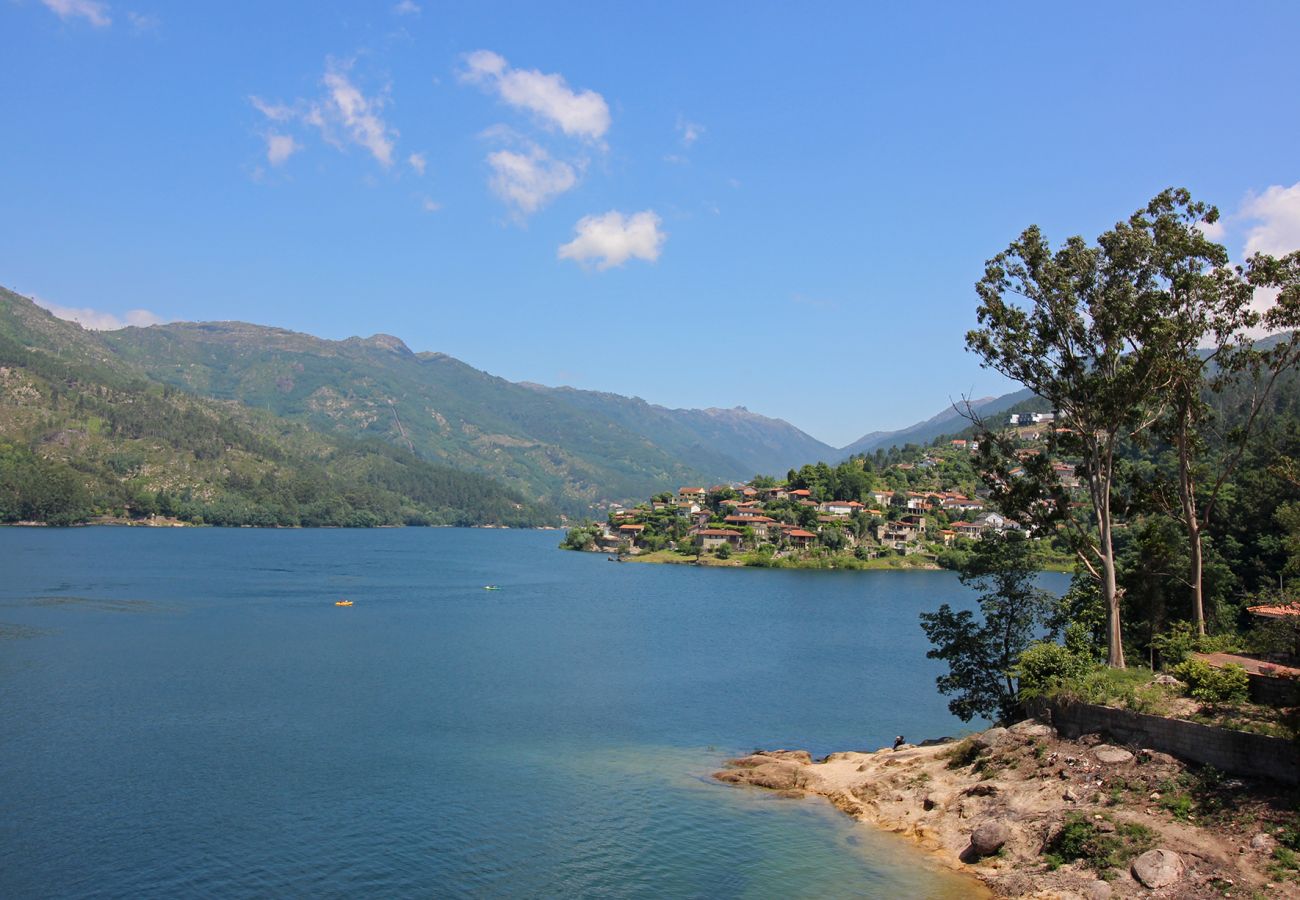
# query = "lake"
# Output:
<box><xmin>0</xmin><ymin>528</ymin><xmax>1064</xmax><ymax>897</ymax></box>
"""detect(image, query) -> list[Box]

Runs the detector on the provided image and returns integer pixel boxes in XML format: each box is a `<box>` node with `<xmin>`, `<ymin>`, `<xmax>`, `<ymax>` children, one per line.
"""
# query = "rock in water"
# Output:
<box><xmin>968</xmin><ymin>820</ymin><xmax>1012</xmax><ymax>857</ymax></box>
<box><xmin>1092</xmin><ymin>745</ymin><xmax>1134</xmax><ymax>764</ymax></box>
<box><xmin>1131</xmin><ymin>848</ymin><xmax>1184</xmax><ymax>888</ymax></box>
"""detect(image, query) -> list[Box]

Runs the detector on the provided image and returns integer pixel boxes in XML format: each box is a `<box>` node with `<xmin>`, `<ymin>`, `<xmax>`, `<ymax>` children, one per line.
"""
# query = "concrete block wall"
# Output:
<box><xmin>1042</xmin><ymin>700</ymin><xmax>1298</xmax><ymax>786</ymax></box>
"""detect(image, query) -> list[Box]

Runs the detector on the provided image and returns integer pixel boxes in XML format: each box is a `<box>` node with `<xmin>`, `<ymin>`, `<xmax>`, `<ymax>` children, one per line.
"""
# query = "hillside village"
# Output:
<box><xmin>562</xmin><ymin>413</ymin><xmax>1077</xmax><ymax>567</ymax></box>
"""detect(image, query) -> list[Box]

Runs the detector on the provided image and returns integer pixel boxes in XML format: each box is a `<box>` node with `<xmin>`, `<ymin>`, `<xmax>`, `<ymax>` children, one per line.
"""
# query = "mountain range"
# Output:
<box><xmin>2</xmin><ymin>285</ymin><xmax>1031</xmax><ymax>518</ymax></box>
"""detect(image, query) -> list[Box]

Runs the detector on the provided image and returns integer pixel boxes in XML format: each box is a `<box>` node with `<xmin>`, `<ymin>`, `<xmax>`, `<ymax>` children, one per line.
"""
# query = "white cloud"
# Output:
<box><xmin>677</xmin><ymin>117</ymin><xmax>704</xmax><ymax>147</ymax></box>
<box><xmin>461</xmin><ymin>50</ymin><xmax>610</xmax><ymax>142</ymax></box>
<box><xmin>487</xmin><ymin>144</ymin><xmax>578</xmax><ymax>217</ymax></box>
<box><xmin>33</xmin><ymin>296</ymin><xmax>165</xmax><ymax>331</ymax></box>
<box><xmin>1195</xmin><ymin>218</ymin><xmax>1226</xmax><ymax>242</ymax></box>
<box><xmin>251</xmin><ymin>64</ymin><xmax>398</xmax><ymax>169</ymax></box>
<box><xmin>318</xmin><ymin>68</ymin><xmax>396</xmax><ymax>166</ymax></box>
<box><xmin>393</xmin><ymin>0</ymin><xmax>421</xmax><ymax>14</ymax></box>
<box><xmin>408</xmin><ymin>152</ymin><xmax>427</xmax><ymax>175</ymax></box>
<box><xmin>41</xmin><ymin>0</ymin><xmax>110</xmax><ymax>27</ymax></box>
<box><xmin>265</xmin><ymin>133</ymin><xmax>300</xmax><ymax>166</ymax></box>
<box><xmin>1241</xmin><ymin>181</ymin><xmax>1300</xmax><ymax>258</ymax></box>
<box><xmin>420</xmin><ymin>196</ymin><xmax>441</xmax><ymax>213</ymax></box>
<box><xmin>250</xmin><ymin>96</ymin><xmax>294</xmax><ymax>122</ymax></box>
<box><xmin>558</xmin><ymin>210</ymin><xmax>666</xmax><ymax>270</ymax></box>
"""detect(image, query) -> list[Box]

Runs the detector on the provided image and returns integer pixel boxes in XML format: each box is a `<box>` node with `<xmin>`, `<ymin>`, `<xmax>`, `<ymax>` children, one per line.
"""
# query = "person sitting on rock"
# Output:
<box><xmin>893</xmin><ymin>735</ymin><xmax>905</xmax><ymax>751</ymax></box>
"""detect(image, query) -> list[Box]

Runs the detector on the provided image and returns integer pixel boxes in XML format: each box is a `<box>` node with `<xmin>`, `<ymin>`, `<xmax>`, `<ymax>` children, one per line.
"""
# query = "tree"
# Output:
<box><xmin>1116</xmin><ymin>191</ymin><xmax>1300</xmax><ymax>636</ymax></box>
<box><xmin>919</xmin><ymin>532</ymin><xmax>1055</xmax><ymax>723</ymax></box>
<box><xmin>967</xmin><ymin>205</ymin><xmax>1173</xmax><ymax>668</ymax></box>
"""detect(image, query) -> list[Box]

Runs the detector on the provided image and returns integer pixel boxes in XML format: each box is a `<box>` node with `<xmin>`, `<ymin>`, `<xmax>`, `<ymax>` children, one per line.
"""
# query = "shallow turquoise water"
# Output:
<box><xmin>0</xmin><ymin>528</ymin><xmax>1057</xmax><ymax>897</ymax></box>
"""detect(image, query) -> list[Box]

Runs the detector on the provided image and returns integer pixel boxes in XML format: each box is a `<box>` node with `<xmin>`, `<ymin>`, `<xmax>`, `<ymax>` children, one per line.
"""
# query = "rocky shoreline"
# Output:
<box><xmin>714</xmin><ymin>721</ymin><xmax>1296</xmax><ymax>898</ymax></box>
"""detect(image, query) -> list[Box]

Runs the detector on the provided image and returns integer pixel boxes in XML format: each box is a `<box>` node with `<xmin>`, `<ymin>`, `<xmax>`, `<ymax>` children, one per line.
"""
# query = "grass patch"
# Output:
<box><xmin>941</xmin><ymin>738</ymin><xmax>985</xmax><ymax>770</ymax></box>
<box><xmin>1042</xmin><ymin>813</ymin><xmax>1157</xmax><ymax>872</ymax></box>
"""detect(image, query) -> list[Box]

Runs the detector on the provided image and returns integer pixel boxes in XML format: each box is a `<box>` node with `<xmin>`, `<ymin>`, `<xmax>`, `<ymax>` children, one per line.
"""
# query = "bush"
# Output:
<box><xmin>1043</xmin><ymin>813</ymin><xmax>1157</xmax><ymax>871</ymax></box>
<box><xmin>715</xmin><ymin>543</ymin><xmax>731</xmax><ymax>559</ymax></box>
<box><xmin>1172</xmin><ymin>658</ymin><xmax>1250</xmax><ymax>704</ymax></box>
<box><xmin>1015</xmin><ymin>641</ymin><xmax>1094</xmax><ymax>698</ymax></box>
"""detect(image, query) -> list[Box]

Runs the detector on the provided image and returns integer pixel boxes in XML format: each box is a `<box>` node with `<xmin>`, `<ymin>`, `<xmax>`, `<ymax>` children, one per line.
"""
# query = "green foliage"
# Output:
<box><xmin>1172</xmin><ymin>658</ymin><xmax>1250</xmax><ymax>703</ymax></box>
<box><xmin>714</xmin><ymin>542</ymin><xmax>732</xmax><ymax>559</ymax></box>
<box><xmin>919</xmin><ymin>532</ymin><xmax>1055</xmax><ymax>723</ymax></box>
<box><xmin>560</xmin><ymin>525</ymin><xmax>601</xmax><ymax>551</ymax></box>
<box><xmin>0</xmin><ymin>302</ymin><xmax>555</xmax><ymax>529</ymax></box>
<box><xmin>1014</xmin><ymin>641</ymin><xmax>1095</xmax><ymax>699</ymax></box>
<box><xmin>1042</xmin><ymin>814</ymin><xmax>1157</xmax><ymax>872</ymax></box>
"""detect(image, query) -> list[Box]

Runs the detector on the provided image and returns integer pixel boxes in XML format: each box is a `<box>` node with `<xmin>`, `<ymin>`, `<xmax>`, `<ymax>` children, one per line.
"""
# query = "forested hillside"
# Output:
<box><xmin>100</xmin><ymin>320</ymin><xmax>728</xmax><ymax>516</ymax></box>
<box><xmin>0</xmin><ymin>289</ymin><xmax>554</xmax><ymax>527</ymax></box>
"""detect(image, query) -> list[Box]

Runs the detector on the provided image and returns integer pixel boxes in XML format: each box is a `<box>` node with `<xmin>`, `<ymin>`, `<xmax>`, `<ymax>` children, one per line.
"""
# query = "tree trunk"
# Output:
<box><xmin>1175</xmin><ymin>423</ymin><xmax>1206</xmax><ymax>636</ymax></box>
<box><xmin>1092</xmin><ymin>459</ymin><xmax>1126</xmax><ymax>669</ymax></box>
<box><xmin>1099</xmin><ymin>518</ymin><xmax>1125</xmax><ymax>669</ymax></box>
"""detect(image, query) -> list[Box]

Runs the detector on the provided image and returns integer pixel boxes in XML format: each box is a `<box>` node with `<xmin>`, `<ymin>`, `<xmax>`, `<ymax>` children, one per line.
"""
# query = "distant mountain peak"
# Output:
<box><xmin>360</xmin><ymin>333</ymin><xmax>412</xmax><ymax>354</ymax></box>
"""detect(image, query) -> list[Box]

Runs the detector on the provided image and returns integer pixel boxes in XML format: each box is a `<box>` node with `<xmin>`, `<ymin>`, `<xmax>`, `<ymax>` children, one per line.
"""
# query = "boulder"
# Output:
<box><xmin>761</xmin><ymin>750</ymin><xmax>812</xmax><ymax>764</ymax></box>
<box><xmin>968</xmin><ymin>819</ymin><xmax>1012</xmax><ymax>857</ymax></box>
<box><xmin>974</xmin><ymin>727</ymin><xmax>1009</xmax><ymax>749</ymax></box>
<box><xmin>1131</xmin><ymin>848</ymin><xmax>1184</xmax><ymax>889</ymax></box>
<box><xmin>1082</xmin><ymin>880</ymin><xmax>1113</xmax><ymax>900</ymax></box>
<box><xmin>1250</xmin><ymin>832</ymin><xmax>1276</xmax><ymax>852</ymax></box>
<box><xmin>1093</xmin><ymin>745</ymin><xmax>1134</xmax><ymax>764</ymax></box>
<box><xmin>1009</xmin><ymin>720</ymin><xmax>1056</xmax><ymax>738</ymax></box>
<box><xmin>918</xmin><ymin>736</ymin><xmax>956</xmax><ymax>747</ymax></box>
<box><xmin>1154</xmin><ymin>673</ymin><xmax>1183</xmax><ymax>686</ymax></box>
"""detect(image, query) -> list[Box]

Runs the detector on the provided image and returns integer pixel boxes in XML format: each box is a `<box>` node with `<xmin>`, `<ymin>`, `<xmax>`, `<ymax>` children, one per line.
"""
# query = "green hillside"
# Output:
<box><xmin>0</xmin><ymin>289</ymin><xmax>554</xmax><ymax>527</ymax></box>
<box><xmin>100</xmin><ymin>320</ymin><xmax>727</xmax><ymax>515</ymax></box>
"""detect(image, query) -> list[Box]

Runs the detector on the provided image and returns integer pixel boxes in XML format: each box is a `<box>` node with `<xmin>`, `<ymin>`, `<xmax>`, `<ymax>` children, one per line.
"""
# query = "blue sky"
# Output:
<box><xmin>3</xmin><ymin>1</ymin><xmax>1299</xmax><ymax>447</ymax></box>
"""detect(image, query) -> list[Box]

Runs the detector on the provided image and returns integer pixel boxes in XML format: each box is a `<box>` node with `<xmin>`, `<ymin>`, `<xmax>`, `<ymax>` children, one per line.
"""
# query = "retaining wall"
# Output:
<box><xmin>1033</xmin><ymin>699</ymin><xmax>1298</xmax><ymax>786</ymax></box>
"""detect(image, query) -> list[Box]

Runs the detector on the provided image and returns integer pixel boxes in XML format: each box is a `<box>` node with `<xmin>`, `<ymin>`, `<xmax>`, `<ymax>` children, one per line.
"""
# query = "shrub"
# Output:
<box><xmin>1015</xmin><ymin>641</ymin><xmax>1094</xmax><ymax>698</ymax></box>
<box><xmin>1172</xmin><ymin>658</ymin><xmax>1250</xmax><ymax>704</ymax></box>
<box><xmin>1043</xmin><ymin>813</ymin><xmax>1157</xmax><ymax>872</ymax></box>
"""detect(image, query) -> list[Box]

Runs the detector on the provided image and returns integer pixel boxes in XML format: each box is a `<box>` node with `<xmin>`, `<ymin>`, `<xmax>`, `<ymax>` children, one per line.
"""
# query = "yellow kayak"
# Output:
<box><xmin>335</xmin><ymin>600</ymin><xmax>354</xmax><ymax>607</ymax></box>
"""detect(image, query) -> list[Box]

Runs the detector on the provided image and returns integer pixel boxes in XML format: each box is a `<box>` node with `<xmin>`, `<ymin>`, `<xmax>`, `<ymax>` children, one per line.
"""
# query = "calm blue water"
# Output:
<box><xmin>0</xmin><ymin>528</ymin><xmax>1061</xmax><ymax>898</ymax></box>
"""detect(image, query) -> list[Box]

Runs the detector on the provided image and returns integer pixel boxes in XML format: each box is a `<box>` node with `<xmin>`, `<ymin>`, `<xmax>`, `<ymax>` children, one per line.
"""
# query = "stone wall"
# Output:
<box><xmin>1036</xmin><ymin>699</ymin><xmax>1298</xmax><ymax>786</ymax></box>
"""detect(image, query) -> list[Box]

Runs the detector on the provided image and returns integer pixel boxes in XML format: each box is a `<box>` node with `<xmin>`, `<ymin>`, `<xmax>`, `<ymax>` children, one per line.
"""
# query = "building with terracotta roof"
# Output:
<box><xmin>695</xmin><ymin>528</ymin><xmax>744</xmax><ymax>551</ymax></box>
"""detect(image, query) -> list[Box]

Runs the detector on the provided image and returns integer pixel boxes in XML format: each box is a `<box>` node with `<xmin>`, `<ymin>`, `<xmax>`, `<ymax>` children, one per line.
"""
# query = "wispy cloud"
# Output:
<box><xmin>265</xmin><ymin>134</ymin><xmax>300</xmax><ymax>166</ymax></box>
<box><xmin>41</xmin><ymin>0</ymin><xmax>111</xmax><ymax>27</ymax></box>
<box><xmin>33</xmin><ymin>296</ymin><xmax>166</xmax><ymax>331</ymax></box>
<box><xmin>420</xmin><ymin>196</ymin><xmax>441</xmax><ymax>213</ymax></box>
<box><xmin>461</xmin><ymin>50</ymin><xmax>610</xmax><ymax>142</ymax></box>
<box><xmin>392</xmin><ymin>0</ymin><xmax>421</xmax><ymax>14</ymax></box>
<box><xmin>126</xmin><ymin>10</ymin><xmax>159</xmax><ymax>33</ymax></box>
<box><xmin>408</xmin><ymin>152</ymin><xmax>427</xmax><ymax>175</ymax></box>
<box><xmin>317</xmin><ymin>66</ymin><xmax>396</xmax><ymax>166</ymax></box>
<box><xmin>558</xmin><ymin>210</ymin><xmax>666</xmax><ymax>270</ymax></box>
<box><xmin>250</xmin><ymin>62</ymin><xmax>398</xmax><ymax>169</ymax></box>
<box><xmin>487</xmin><ymin>143</ymin><xmax>578</xmax><ymax>218</ymax></box>
<box><xmin>677</xmin><ymin>117</ymin><xmax>704</xmax><ymax>147</ymax></box>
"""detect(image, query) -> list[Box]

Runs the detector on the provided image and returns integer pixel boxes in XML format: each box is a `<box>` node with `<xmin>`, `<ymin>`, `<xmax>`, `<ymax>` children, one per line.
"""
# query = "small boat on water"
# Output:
<box><xmin>335</xmin><ymin>599</ymin><xmax>354</xmax><ymax>607</ymax></box>
<box><xmin>483</xmin><ymin>585</ymin><xmax>500</xmax><ymax>591</ymax></box>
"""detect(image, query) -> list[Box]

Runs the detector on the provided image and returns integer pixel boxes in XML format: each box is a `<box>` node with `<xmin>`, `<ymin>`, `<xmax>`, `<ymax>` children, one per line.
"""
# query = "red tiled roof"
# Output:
<box><xmin>619</xmin><ymin>524</ymin><xmax>645</xmax><ymax>531</ymax></box>
<box><xmin>789</xmin><ymin>489</ymin><xmax>811</xmax><ymax>496</ymax></box>
<box><xmin>1246</xmin><ymin>602</ymin><xmax>1300</xmax><ymax>619</ymax></box>
<box><xmin>697</xmin><ymin>528</ymin><xmax>742</xmax><ymax>536</ymax></box>
<box><xmin>787</xmin><ymin>529</ymin><xmax>815</xmax><ymax>538</ymax></box>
